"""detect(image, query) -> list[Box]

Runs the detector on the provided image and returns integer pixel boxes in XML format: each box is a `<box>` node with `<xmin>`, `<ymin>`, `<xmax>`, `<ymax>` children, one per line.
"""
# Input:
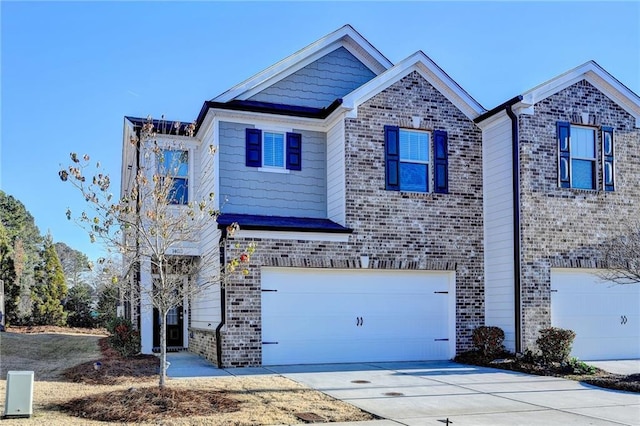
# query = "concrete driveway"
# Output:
<box><xmin>267</xmin><ymin>361</ymin><xmax>640</xmax><ymax>426</ymax></box>
<box><xmin>166</xmin><ymin>354</ymin><xmax>639</xmax><ymax>425</ymax></box>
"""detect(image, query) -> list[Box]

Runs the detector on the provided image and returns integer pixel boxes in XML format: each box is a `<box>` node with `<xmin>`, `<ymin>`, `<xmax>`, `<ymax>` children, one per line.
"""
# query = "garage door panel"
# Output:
<box><xmin>551</xmin><ymin>269</ymin><xmax>640</xmax><ymax>360</ymax></box>
<box><xmin>262</xmin><ymin>268</ymin><xmax>454</xmax><ymax>365</ymax></box>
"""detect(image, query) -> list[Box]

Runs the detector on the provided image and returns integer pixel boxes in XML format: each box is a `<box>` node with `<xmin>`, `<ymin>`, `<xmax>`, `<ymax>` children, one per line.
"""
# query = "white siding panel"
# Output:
<box><xmin>482</xmin><ymin>115</ymin><xmax>516</xmax><ymax>351</ymax></box>
<box><xmin>327</xmin><ymin>119</ymin><xmax>346</xmax><ymax>225</ymax></box>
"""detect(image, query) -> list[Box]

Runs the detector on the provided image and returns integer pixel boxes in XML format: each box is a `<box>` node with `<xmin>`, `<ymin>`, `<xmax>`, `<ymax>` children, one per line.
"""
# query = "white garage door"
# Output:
<box><xmin>551</xmin><ymin>269</ymin><xmax>640</xmax><ymax>360</ymax></box>
<box><xmin>261</xmin><ymin>268</ymin><xmax>455</xmax><ymax>365</ymax></box>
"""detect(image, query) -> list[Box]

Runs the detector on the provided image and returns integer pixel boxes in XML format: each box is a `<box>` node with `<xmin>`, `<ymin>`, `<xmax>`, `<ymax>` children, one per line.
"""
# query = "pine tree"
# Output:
<box><xmin>32</xmin><ymin>233</ymin><xmax>67</xmax><ymax>325</ymax></box>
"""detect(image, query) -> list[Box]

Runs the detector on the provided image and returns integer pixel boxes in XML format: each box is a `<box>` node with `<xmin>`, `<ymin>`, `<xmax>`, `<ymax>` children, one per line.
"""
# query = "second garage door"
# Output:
<box><xmin>551</xmin><ymin>269</ymin><xmax>640</xmax><ymax>360</ymax></box>
<box><xmin>261</xmin><ymin>268</ymin><xmax>455</xmax><ymax>365</ymax></box>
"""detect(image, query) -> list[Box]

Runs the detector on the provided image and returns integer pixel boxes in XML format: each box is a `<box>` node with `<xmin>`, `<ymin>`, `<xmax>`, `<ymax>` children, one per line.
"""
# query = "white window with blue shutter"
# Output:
<box><xmin>245</xmin><ymin>127</ymin><xmax>302</xmax><ymax>172</ymax></box>
<box><xmin>557</xmin><ymin>121</ymin><xmax>614</xmax><ymax>191</ymax></box>
<box><xmin>385</xmin><ymin>126</ymin><xmax>448</xmax><ymax>193</ymax></box>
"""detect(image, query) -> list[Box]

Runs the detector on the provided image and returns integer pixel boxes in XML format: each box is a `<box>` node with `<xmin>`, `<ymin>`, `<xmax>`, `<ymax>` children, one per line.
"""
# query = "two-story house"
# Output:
<box><xmin>122</xmin><ymin>25</ymin><xmax>639</xmax><ymax>367</ymax></box>
<box><xmin>477</xmin><ymin>62</ymin><xmax>640</xmax><ymax>360</ymax></box>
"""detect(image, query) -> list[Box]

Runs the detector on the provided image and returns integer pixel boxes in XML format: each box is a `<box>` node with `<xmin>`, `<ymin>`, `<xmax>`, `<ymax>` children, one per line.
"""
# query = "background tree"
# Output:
<box><xmin>54</xmin><ymin>242</ymin><xmax>91</xmax><ymax>289</ymax></box>
<box><xmin>66</xmin><ymin>282</ymin><xmax>96</xmax><ymax>327</ymax></box>
<box><xmin>0</xmin><ymin>190</ymin><xmax>43</xmax><ymax>323</ymax></box>
<box><xmin>32</xmin><ymin>233</ymin><xmax>67</xmax><ymax>325</ymax></box>
<box><xmin>598</xmin><ymin>220</ymin><xmax>640</xmax><ymax>285</ymax></box>
<box><xmin>60</xmin><ymin>117</ymin><xmax>254</xmax><ymax>387</ymax></box>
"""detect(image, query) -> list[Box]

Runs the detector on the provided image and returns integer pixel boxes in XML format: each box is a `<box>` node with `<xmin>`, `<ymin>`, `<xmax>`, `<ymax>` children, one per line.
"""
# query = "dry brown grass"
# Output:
<box><xmin>0</xmin><ymin>329</ymin><xmax>374</xmax><ymax>425</ymax></box>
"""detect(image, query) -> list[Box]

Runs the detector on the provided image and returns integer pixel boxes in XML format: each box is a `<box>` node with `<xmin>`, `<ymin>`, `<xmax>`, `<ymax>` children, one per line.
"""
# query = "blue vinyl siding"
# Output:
<box><xmin>219</xmin><ymin>121</ymin><xmax>327</xmax><ymax>218</ymax></box>
<box><xmin>248</xmin><ymin>47</ymin><xmax>376</xmax><ymax>109</ymax></box>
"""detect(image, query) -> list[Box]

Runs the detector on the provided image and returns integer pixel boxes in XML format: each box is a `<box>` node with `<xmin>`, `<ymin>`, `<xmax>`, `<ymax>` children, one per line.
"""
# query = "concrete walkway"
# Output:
<box><xmin>166</xmin><ymin>353</ymin><xmax>640</xmax><ymax>425</ymax></box>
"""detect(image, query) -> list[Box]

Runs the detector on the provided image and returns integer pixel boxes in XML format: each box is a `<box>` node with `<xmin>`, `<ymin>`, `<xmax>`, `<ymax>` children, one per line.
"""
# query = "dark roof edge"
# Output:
<box><xmin>473</xmin><ymin>95</ymin><xmax>523</xmax><ymax>124</ymax></box>
<box><xmin>125</xmin><ymin>116</ymin><xmax>195</xmax><ymax>137</ymax></box>
<box><xmin>195</xmin><ymin>98</ymin><xmax>343</xmax><ymax>132</ymax></box>
<box><xmin>217</xmin><ymin>222</ymin><xmax>353</xmax><ymax>234</ymax></box>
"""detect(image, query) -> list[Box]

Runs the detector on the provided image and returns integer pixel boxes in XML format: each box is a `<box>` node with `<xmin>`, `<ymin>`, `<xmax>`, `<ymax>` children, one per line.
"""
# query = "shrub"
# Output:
<box><xmin>107</xmin><ymin>317</ymin><xmax>140</xmax><ymax>357</ymax></box>
<box><xmin>536</xmin><ymin>327</ymin><xmax>576</xmax><ymax>364</ymax></box>
<box><xmin>472</xmin><ymin>326</ymin><xmax>505</xmax><ymax>359</ymax></box>
<box><xmin>567</xmin><ymin>357</ymin><xmax>596</xmax><ymax>375</ymax></box>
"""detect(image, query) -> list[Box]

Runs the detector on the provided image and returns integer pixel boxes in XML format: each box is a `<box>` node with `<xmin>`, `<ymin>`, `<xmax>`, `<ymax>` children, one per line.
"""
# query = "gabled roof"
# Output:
<box><xmin>213</xmin><ymin>25</ymin><xmax>393</xmax><ymax>103</ymax></box>
<box><xmin>515</xmin><ymin>61</ymin><xmax>640</xmax><ymax>127</ymax></box>
<box><xmin>341</xmin><ymin>51</ymin><xmax>486</xmax><ymax>121</ymax></box>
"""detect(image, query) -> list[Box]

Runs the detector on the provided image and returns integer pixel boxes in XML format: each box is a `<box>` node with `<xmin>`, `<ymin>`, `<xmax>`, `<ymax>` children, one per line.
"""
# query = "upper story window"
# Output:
<box><xmin>385</xmin><ymin>125</ymin><xmax>448</xmax><ymax>194</ymax></box>
<box><xmin>246</xmin><ymin>128</ymin><xmax>302</xmax><ymax>171</ymax></box>
<box><xmin>159</xmin><ymin>149</ymin><xmax>189</xmax><ymax>204</ymax></box>
<box><xmin>399</xmin><ymin>129</ymin><xmax>430</xmax><ymax>192</ymax></box>
<box><xmin>557</xmin><ymin>122</ymin><xmax>615</xmax><ymax>191</ymax></box>
<box><xmin>263</xmin><ymin>131</ymin><xmax>285</xmax><ymax>168</ymax></box>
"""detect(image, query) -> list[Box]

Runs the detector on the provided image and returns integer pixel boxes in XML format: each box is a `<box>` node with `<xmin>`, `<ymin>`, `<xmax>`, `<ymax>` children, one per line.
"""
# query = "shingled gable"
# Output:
<box><xmin>341</xmin><ymin>50</ymin><xmax>487</xmax><ymax>121</ymax></box>
<box><xmin>511</xmin><ymin>60</ymin><xmax>640</xmax><ymax>126</ymax></box>
<box><xmin>213</xmin><ymin>24</ymin><xmax>393</xmax><ymax>104</ymax></box>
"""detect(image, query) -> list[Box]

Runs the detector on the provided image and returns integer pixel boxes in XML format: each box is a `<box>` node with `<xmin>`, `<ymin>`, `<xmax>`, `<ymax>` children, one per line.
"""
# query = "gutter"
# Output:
<box><xmin>505</xmin><ymin>103</ymin><xmax>523</xmax><ymax>354</ymax></box>
<box><xmin>214</xmin><ymin>228</ymin><xmax>227</xmax><ymax>368</ymax></box>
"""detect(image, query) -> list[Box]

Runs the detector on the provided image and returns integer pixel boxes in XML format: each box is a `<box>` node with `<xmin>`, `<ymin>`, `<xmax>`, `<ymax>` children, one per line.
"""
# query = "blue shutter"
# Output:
<box><xmin>602</xmin><ymin>126</ymin><xmax>614</xmax><ymax>191</ymax></box>
<box><xmin>246</xmin><ymin>128</ymin><xmax>262</xmax><ymax>167</ymax></box>
<box><xmin>385</xmin><ymin>125</ymin><xmax>400</xmax><ymax>191</ymax></box>
<box><xmin>557</xmin><ymin>121</ymin><xmax>571</xmax><ymax>188</ymax></box>
<box><xmin>286</xmin><ymin>132</ymin><xmax>302</xmax><ymax>171</ymax></box>
<box><xmin>433</xmin><ymin>130</ymin><xmax>448</xmax><ymax>194</ymax></box>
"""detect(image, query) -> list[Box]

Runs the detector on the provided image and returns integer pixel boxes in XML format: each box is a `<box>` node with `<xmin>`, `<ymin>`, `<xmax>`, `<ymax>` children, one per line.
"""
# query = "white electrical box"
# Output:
<box><xmin>4</xmin><ymin>371</ymin><xmax>34</xmax><ymax>418</ymax></box>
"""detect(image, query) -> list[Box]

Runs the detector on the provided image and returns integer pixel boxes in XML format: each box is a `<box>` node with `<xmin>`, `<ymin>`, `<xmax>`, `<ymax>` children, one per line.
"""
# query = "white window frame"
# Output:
<box><xmin>399</xmin><ymin>128</ymin><xmax>431</xmax><ymax>193</ymax></box>
<box><xmin>569</xmin><ymin>125</ymin><xmax>597</xmax><ymax>190</ymax></box>
<box><xmin>260</xmin><ymin>127</ymin><xmax>291</xmax><ymax>174</ymax></box>
<box><xmin>157</xmin><ymin>147</ymin><xmax>192</xmax><ymax>205</ymax></box>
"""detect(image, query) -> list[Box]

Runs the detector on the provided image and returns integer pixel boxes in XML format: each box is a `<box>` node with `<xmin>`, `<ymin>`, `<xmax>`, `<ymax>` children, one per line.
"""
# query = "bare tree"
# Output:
<box><xmin>59</xmin><ymin>117</ymin><xmax>254</xmax><ymax>387</ymax></box>
<box><xmin>597</xmin><ymin>220</ymin><xmax>640</xmax><ymax>285</ymax></box>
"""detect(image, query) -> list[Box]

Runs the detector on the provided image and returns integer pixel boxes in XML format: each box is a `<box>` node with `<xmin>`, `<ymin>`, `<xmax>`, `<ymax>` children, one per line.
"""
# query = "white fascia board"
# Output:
<box><xmin>234</xmin><ymin>229</ymin><xmax>350</xmax><ymax>242</ymax></box>
<box><xmin>213</xmin><ymin>25</ymin><xmax>392</xmax><ymax>103</ymax></box>
<box><xmin>343</xmin><ymin>51</ymin><xmax>486</xmax><ymax>121</ymax></box>
<box><xmin>520</xmin><ymin>61</ymin><xmax>640</xmax><ymax>126</ymax></box>
<box><xmin>202</xmin><ymin>108</ymin><xmax>331</xmax><ymax>132</ymax></box>
<box><xmin>476</xmin><ymin>109</ymin><xmax>511</xmax><ymax>131</ymax></box>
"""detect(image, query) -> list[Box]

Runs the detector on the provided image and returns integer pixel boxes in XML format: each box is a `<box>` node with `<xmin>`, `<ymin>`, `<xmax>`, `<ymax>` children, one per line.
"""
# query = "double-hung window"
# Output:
<box><xmin>246</xmin><ymin>128</ymin><xmax>302</xmax><ymax>171</ymax></box>
<box><xmin>399</xmin><ymin>130</ymin><xmax>429</xmax><ymax>192</ymax></box>
<box><xmin>159</xmin><ymin>149</ymin><xmax>189</xmax><ymax>204</ymax></box>
<box><xmin>263</xmin><ymin>131</ymin><xmax>285</xmax><ymax>168</ymax></box>
<box><xmin>557</xmin><ymin>122</ymin><xmax>614</xmax><ymax>191</ymax></box>
<box><xmin>385</xmin><ymin>125</ymin><xmax>448</xmax><ymax>193</ymax></box>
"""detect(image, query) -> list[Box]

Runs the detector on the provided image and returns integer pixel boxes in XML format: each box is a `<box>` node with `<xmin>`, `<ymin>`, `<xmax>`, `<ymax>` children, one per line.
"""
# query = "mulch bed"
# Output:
<box><xmin>57</xmin><ymin>336</ymin><xmax>241</xmax><ymax>422</ymax></box>
<box><xmin>455</xmin><ymin>350</ymin><xmax>640</xmax><ymax>393</ymax></box>
<box><xmin>7</xmin><ymin>325</ymin><xmax>109</xmax><ymax>335</ymax></box>
<box><xmin>63</xmin><ymin>338</ymin><xmax>159</xmax><ymax>385</ymax></box>
<box><xmin>58</xmin><ymin>387</ymin><xmax>240</xmax><ymax>422</ymax></box>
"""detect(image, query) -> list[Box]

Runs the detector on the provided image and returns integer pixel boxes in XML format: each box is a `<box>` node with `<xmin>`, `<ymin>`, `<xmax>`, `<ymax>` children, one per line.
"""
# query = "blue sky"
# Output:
<box><xmin>2</xmin><ymin>1</ymin><xmax>639</xmax><ymax>261</ymax></box>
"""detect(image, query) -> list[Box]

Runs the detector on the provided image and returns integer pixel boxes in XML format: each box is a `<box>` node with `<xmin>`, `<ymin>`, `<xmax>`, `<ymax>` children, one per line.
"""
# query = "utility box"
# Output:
<box><xmin>3</xmin><ymin>371</ymin><xmax>34</xmax><ymax>418</ymax></box>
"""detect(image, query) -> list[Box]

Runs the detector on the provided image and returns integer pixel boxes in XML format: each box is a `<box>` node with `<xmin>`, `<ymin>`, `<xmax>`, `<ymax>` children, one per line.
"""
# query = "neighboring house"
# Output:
<box><xmin>477</xmin><ymin>62</ymin><xmax>640</xmax><ymax>360</ymax></box>
<box><xmin>122</xmin><ymin>25</ymin><xmax>640</xmax><ymax>367</ymax></box>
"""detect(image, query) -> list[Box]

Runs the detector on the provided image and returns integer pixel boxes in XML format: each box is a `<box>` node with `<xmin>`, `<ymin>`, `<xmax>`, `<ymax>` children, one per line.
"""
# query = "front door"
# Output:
<box><xmin>153</xmin><ymin>306</ymin><xmax>184</xmax><ymax>348</ymax></box>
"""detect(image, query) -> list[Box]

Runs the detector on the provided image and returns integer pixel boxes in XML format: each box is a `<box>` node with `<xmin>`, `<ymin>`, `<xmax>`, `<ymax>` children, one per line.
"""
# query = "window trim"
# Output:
<box><xmin>399</xmin><ymin>128</ymin><xmax>430</xmax><ymax>193</ymax></box>
<box><xmin>261</xmin><ymin>130</ymin><xmax>286</xmax><ymax>170</ymax></box>
<box><xmin>569</xmin><ymin>125</ymin><xmax>597</xmax><ymax>190</ymax></box>
<box><xmin>158</xmin><ymin>148</ymin><xmax>190</xmax><ymax>205</ymax></box>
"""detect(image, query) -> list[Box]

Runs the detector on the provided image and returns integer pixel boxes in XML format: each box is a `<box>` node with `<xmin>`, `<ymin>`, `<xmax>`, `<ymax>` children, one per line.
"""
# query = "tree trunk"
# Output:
<box><xmin>159</xmin><ymin>310</ymin><xmax>167</xmax><ymax>388</ymax></box>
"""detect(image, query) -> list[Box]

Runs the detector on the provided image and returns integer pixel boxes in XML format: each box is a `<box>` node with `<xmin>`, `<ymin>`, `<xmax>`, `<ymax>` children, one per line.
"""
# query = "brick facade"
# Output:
<box><xmin>218</xmin><ymin>71</ymin><xmax>485</xmax><ymax>367</ymax></box>
<box><xmin>517</xmin><ymin>80</ymin><xmax>640</xmax><ymax>348</ymax></box>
